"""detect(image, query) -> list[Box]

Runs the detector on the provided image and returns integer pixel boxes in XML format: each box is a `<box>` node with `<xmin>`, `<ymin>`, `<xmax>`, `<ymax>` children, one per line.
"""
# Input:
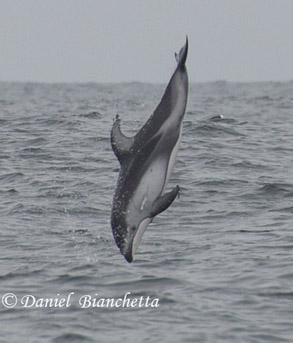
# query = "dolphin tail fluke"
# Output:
<box><xmin>111</xmin><ymin>115</ymin><xmax>134</xmax><ymax>164</ymax></box>
<box><xmin>175</xmin><ymin>36</ymin><xmax>188</xmax><ymax>68</ymax></box>
<box><xmin>151</xmin><ymin>185</ymin><xmax>180</xmax><ymax>218</ymax></box>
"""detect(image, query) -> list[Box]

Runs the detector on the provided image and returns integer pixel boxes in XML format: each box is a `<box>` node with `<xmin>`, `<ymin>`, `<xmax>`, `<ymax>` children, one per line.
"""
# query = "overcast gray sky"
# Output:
<box><xmin>0</xmin><ymin>0</ymin><xmax>292</xmax><ymax>83</ymax></box>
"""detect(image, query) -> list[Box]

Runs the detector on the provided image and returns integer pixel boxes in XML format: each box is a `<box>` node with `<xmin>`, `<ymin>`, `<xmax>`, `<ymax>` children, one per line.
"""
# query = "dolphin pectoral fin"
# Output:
<box><xmin>151</xmin><ymin>185</ymin><xmax>180</xmax><ymax>218</ymax></box>
<box><xmin>111</xmin><ymin>114</ymin><xmax>135</xmax><ymax>164</ymax></box>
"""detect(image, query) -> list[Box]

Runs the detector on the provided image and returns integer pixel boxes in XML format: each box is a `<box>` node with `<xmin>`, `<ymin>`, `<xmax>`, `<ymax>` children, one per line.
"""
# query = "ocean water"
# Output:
<box><xmin>0</xmin><ymin>80</ymin><xmax>292</xmax><ymax>343</ymax></box>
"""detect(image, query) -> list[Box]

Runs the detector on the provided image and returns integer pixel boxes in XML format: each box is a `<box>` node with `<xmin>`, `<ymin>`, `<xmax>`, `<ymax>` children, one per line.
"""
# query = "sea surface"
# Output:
<box><xmin>0</xmin><ymin>80</ymin><xmax>292</xmax><ymax>343</ymax></box>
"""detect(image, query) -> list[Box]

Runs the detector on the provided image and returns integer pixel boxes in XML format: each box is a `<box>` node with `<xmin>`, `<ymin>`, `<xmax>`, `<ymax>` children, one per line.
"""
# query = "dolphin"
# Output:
<box><xmin>111</xmin><ymin>38</ymin><xmax>188</xmax><ymax>262</ymax></box>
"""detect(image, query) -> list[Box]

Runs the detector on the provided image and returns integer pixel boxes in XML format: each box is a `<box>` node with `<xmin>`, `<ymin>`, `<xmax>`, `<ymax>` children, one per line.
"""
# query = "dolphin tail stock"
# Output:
<box><xmin>150</xmin><ymin>185</ymin><xmax>180</xmax><ymax>218</ymax></box>
<box><xmin>111</xmin><ymin>114</ymin><xmax>135</xmax><ymax>164</ymax></box>
<box><xmin>175</xmin><ymin>36</ymin><xmax>188</xmax><ymax>68</ymax></box>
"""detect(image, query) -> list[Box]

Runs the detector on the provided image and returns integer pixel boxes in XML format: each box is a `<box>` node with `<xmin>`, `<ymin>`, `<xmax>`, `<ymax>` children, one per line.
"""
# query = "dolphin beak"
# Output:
<box><xmin>121</xmin><ymin>218</ymin><xmax>152</xmax><ymax>263</ymax></box>
<box><xmin>121</xmin><ymin>231</ymin><xmax>135</xmax><ymax>263</ymax></box>
<box><xmin>124</xmin><ymin>248</ymin><xmax>133</xmax><ymax>263</ymax></box>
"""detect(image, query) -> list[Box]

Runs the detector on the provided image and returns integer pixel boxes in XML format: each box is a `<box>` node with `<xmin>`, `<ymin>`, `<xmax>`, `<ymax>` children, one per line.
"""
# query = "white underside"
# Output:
<box><xmin>130</xmin><ymin>124</ymin><xmax>183</xmax><ymax>260</ymax></box>
<box><xmin>131</xmin><ymin>155</ymin><xmax>167</xmax><ymax>214</ymax></box>
<box><xmin>128</xmin><ymin>98</ymin><xmax>185</xmax><ymax>260</ymax></box>
<box><xmin>163</xmin><ymin>122</ymin><xmax>183</xmax><ymax>192</ymax></box>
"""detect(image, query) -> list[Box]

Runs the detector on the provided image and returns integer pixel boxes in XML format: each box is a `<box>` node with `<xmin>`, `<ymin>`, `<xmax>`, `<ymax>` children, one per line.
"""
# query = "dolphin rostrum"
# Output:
<box><xmin>111</xmin><ymin>38</ymin><xmax>188</xmax><ymax>262</ymax></box>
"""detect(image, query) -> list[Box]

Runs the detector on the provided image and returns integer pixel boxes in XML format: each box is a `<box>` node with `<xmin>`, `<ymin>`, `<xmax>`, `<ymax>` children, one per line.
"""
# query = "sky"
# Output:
<box><xmin>0</xmin><ymin>0</ymin><xmax>292</xmax><ymax>83</ymax></box>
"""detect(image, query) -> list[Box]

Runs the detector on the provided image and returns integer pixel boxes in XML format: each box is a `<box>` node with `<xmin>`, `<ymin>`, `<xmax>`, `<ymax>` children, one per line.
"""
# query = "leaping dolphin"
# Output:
<box><xmin>111</xmin><ymin>38</ymin><xmax>188</xmax><ymax>262</ymax></box>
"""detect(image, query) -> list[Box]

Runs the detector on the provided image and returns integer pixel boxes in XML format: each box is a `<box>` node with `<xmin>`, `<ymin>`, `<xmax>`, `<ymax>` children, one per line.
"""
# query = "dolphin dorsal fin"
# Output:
<box><xmin>111</xmin><ymin>115</ymin><xmax>135</xmax><ymax>164</ymax></box>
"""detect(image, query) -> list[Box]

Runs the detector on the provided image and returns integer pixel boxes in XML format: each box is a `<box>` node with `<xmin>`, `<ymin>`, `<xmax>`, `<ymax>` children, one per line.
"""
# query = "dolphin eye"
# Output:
<box><xmin>131</xmin><ymin>226</ymin><xmax>136</xmax><ymax>232</ymax></box>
